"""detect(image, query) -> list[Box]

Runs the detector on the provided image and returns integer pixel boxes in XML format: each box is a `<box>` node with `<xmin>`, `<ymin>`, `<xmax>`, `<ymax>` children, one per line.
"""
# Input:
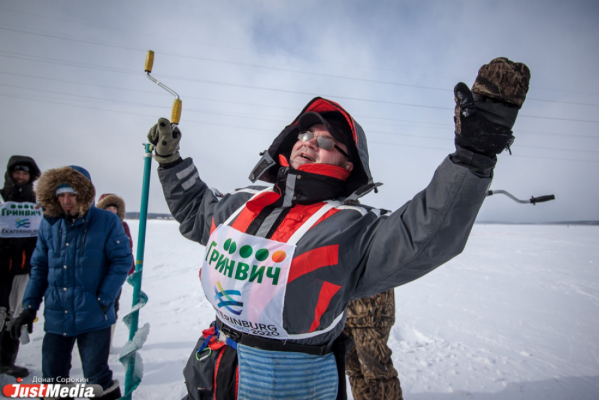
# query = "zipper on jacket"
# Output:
<box><xmin>245</xmin><ymin>197</ymin><xmax>288</xmax><ymax>237</ymax></box>
<box><xmin>80</xmin><ymin>226</ymin><xmax>87</xmax><ymax>257</ymax></box>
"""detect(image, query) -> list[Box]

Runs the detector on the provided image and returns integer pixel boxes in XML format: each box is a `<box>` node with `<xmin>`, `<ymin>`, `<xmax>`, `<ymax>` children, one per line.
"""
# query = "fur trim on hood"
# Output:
<box><xmin>1</xmin><ymin>155</ymin><xmax>41</xmax><ymax>203</ymax></box>
<box><xmin>35</xmin><ymin>166</ymin><xmax>95</xmax><ymax>217</ymax></box>
<box><xmin>96</xmin><ymin>193</ymin><xmax>126</xmax><ymax>220</ymax></box>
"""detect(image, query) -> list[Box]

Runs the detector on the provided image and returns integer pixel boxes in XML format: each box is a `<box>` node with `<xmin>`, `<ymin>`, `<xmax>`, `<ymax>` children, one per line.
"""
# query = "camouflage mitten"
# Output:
<box><xmin>454</xmin><ymin>57</ymin><xmax>531</xmax><ymax>156</ymax></box>
<box><xmin>147</xmin><ymin>118</ymin><xmax>182</xmax><ymax>164</ymax></box>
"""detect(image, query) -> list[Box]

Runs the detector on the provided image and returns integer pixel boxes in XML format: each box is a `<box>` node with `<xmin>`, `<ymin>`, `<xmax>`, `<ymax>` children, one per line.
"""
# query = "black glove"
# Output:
<box><xmin>10</xmin><ymin>309</ymin><xmax>36</xmax><ymax>339</ymax></box>
<box><xmin>454</xmin><ymin>57</ymin><xmax>530</xmax><ymax>157</ymax></box>
<box><xmin>453</xmin><ymin>82</ymin><xmax>516</xmax><ymax>156</ymax></box>
<box><xmin>147</xmin><ymin>118</ymin><xmax>182</xmax><ymax>164</ymax></box>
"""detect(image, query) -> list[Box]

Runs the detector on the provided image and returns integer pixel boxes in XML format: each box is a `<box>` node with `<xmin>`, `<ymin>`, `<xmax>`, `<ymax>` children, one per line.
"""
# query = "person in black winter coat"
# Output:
<box><xmin>0</xmin><ymin>155</ymin><xmax>41</xmax><ymax>378</ymax></box>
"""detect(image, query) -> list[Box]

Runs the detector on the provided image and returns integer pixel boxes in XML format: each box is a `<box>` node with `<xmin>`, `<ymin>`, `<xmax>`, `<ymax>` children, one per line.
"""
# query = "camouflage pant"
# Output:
<box><xmin>343</xmin><ymin>289</ymin><xmax>402</xmax><ymax>400</ymax></box>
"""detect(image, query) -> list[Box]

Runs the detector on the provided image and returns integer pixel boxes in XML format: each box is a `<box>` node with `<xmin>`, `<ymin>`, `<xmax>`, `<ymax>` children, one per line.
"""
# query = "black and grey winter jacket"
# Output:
<box><xmin>158</xmin><ymin>97</ymin><xmax>494</xmax><ymax>346</ymax></box>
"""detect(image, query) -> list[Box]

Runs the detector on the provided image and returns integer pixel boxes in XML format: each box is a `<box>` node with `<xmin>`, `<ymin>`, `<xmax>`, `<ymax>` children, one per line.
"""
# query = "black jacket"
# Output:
<box><xmin>0</xmin><ymin>155</ymin><xmax>41</xmax><ymax>277</ymax></box>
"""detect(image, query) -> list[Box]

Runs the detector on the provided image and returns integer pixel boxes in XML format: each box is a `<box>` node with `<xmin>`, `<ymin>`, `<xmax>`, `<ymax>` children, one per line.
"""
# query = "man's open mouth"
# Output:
<box><xmin>300</xmin><ymin>153</ymin><xmax>314</xmax><ymax>161</ymax></box>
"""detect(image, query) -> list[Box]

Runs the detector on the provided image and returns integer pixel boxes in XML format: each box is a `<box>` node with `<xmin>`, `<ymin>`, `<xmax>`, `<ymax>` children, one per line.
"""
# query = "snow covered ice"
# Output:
<box><xmin>2</xmin><ymin>221</ymin><xmax>598</xmax><ymax>399</ymax></box>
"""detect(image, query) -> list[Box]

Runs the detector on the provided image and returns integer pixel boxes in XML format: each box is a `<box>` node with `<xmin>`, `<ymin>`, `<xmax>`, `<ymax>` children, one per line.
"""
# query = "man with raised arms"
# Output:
<box><xmin>149</xmin><ymin>58</ymin><xmax>530</xmax><ymax>399</ymax></box>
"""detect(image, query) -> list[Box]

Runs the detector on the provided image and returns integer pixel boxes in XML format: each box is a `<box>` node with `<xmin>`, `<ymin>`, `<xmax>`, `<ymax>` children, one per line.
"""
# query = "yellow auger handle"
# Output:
<box><xmin>145</xmin><ymin>50</ymin><xmax>155</xmax><ymax>73</ymax></box>
<box><xmin>171</xmin><ymin>98</ymin><xmax>182</xmax><ymax>125</ymax></box>
<box><xmin>145</xmin><ymin>49</ymin><xmax>181</xmax><ymax>125</ymax></box>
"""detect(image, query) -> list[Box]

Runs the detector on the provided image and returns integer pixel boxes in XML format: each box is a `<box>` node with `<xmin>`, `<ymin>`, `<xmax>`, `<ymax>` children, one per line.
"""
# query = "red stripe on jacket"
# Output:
<box><xmin>235</xmin><ymin>367</ymin><xmax>239</xmax><ymax>400</ymax></box>
<box><xmin>230</xmin><ymin>191</ymin><xmax>281</xmax><ymax>233</ymax></box>
<box><xmin>309</xmin><ymin>281</ymin><xmax>342</xmax><ymax>332</ymax></box>
<box><xmin>288</xmin><ymin>244</ymin><xmax>339</xmax><ymax>283</ymax></box>
<box><xmin>270</xmin><ymin>202</ymin><xmax>328</xmax><ymax>242</ymax></box>
<box><xmin>213</xmin><ymin>346</ymin><xmax>227</xmax><ymax>400</ymax></box>
<box><xmin>210</xmin><ymin>217</ymin><xmax>216</xmax><ymax>236</ymax></box>
<box><xmin>313</xmin><ymin>208</ymin><xmax>339</xmax><ymax>227</ymax></box>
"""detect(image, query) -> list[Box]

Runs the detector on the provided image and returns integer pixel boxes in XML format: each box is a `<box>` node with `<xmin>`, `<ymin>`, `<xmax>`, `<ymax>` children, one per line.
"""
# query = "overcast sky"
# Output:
<box><xmin>1</xmin><ymin>0</ymin><xmax>597</xmax><ymax>223</ymax></box>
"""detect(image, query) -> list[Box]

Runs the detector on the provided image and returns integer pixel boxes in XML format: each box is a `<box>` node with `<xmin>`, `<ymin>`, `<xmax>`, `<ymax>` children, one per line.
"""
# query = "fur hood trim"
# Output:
<box><xmin>5</xmin><ymin>155</ymin><xmax>41</xmax><ymax>182</ymax></box>
<box><xmin>35</xmin><ymin>166</ymin><xmax>95</xmax><ymax>217</ymax></box>
<box><xmin>96</xmin><ymin>193</ymin><xmax>126</xmax><ymax>220</ymax></box>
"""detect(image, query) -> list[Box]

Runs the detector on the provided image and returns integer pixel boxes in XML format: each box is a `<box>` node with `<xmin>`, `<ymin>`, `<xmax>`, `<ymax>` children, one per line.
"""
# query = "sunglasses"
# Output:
<box><xmin>13</xmin><ymin>165</ymin><xmax>30</xmax><ymax>172</ymax></box>
<box><xmin>297</xmin><ymin>131</ymin><xmax>349</xmax><ymax>159</ymax></box>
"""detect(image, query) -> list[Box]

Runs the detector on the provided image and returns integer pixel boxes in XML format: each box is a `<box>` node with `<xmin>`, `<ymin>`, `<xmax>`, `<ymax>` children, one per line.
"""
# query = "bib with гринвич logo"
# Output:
<box><xmin>0</xmin><ymin>200</ymin><xmax>42</xmax><ymax>238</ymax></box>
<box><xmin>201</xmin><ymin>189</ymin><xmax>344</xmax><ymax>341</ymax></box>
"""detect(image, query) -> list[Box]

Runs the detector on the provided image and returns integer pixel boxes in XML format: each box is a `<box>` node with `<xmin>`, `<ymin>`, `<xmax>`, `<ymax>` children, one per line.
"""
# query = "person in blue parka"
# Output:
<box><xmin>10</xmin><ymin>165</ymin><xmax>132</xmax><ymax>400</ymax></box>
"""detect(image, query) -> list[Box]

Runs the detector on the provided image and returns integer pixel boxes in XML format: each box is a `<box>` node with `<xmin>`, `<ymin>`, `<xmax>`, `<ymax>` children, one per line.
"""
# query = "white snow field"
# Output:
<box><xmin>2</xmin><ymin>221</ymin><xmax>598</xmax><ymax>399</ymax></box>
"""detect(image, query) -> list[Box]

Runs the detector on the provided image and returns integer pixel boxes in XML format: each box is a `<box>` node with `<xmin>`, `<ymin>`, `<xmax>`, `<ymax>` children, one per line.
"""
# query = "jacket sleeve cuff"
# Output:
<box><xmin>450</xmin><ymin>144</ymin><xmax>497</xmax><ymax>178</ymax></box>
<box><xmin>96</xmin><ymin>294</ymin><xmax>113</xmax><ymax>306</ymax></box>
<box><xmin>158</xmin><ymin>157</ymin><xmax>184</xmax><ymax>170</ymax></box>
<box><xmin>23</xmin><ymin>303</ymin><xmax>40</xmax><ymax>311</ymax></box>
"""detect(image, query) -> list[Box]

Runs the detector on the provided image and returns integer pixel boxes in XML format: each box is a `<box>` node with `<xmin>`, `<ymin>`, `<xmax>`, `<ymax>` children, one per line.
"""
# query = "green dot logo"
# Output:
<box><xmin>255</xmin><ymin>249</ymin><xmax>269</xmax><ymax>262</ymax></box>
<box><xmin>239</xmin><ymin>245</ymin><xmax>253</xmax><ymax>258</ymax></box>
<box><xmin>223</xmin><ymin>239</ymin><xmax>237</xmax><ymax>254</ymax></box>
<box><xmin>10</xmin><ymin>205</ymin><xmax>15</xmax><ymax>209</ymax></box>
<box><xmin>17</xmin><ymin>205</ymin><xmax>22</xmax><ymax>209</ymax></box>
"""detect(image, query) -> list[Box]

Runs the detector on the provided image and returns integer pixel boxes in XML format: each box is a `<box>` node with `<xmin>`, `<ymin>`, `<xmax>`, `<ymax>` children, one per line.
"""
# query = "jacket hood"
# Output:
<box><xmin>35</xmin><ymin>165</ymin><xmax>95</xmax><ymax>217</ymax></box>
<box><xmin>1</xmin><ymin>155</ymin><xmax>42</xmax><ymax>202</ymax></box>
<box><xmin>249</xmin><ymin>97</ymin><xmax>379</xmax><ymax>199</ymax></box>
<box><xmin>96</xmin><ymin>193</ymin><xmax>126</xmax><ymax>220</ymax></box>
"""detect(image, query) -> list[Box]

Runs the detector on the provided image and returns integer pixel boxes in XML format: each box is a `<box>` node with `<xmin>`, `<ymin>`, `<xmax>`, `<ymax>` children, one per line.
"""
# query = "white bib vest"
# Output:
<box><xmin>0</xmin><ymin>199</ymin><xmax>42</xmax><ymax>238</ymax></box>
<box><xmin>201</xmin><ymin>189</ymin><xmax>344</xmax><ymax>340</ymax></box>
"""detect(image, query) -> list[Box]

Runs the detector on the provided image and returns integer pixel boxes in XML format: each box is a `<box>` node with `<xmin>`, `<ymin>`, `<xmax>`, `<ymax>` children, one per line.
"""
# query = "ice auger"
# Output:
<box><xmin>120</xmin><ymin>50</ymin><xmax>182</xmax><ymax>399</ymax></box>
